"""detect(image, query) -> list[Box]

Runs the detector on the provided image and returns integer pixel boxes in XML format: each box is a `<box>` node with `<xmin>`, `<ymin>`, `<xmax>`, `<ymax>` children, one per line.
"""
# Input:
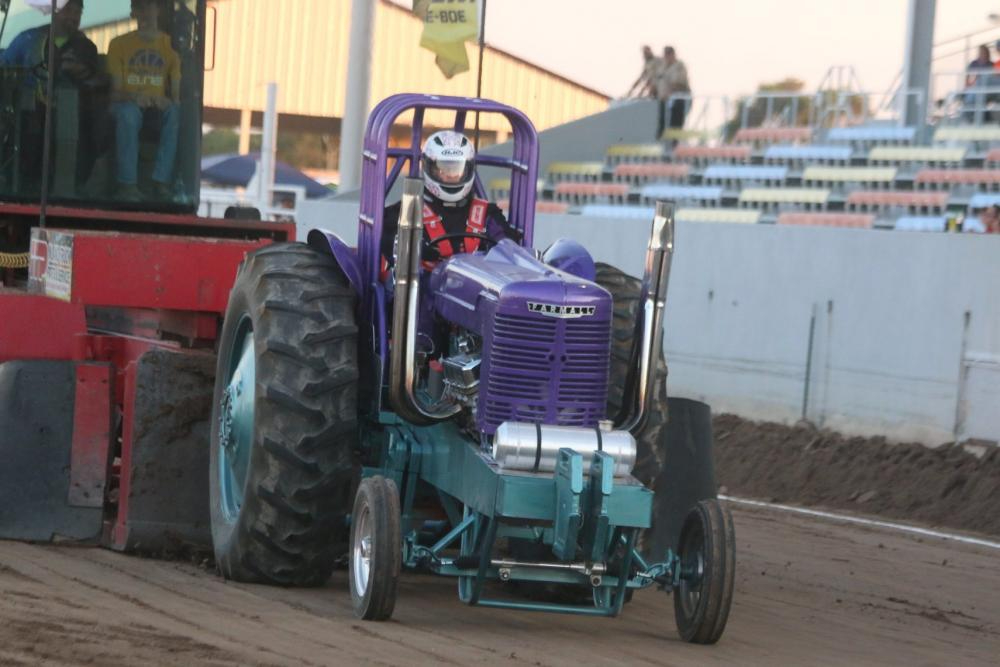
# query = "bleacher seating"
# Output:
<box><xmin>738</xmin><ymin>187</ymin><xmax>830</xmax><ymax>212</ymax></box>
<box><xmin>613</xmin><ymin>162</ymin><xmax>689</xmax><ymax>184</ymax></box>
<box><xmin>546</xmin><ymin>162</ymin><xmax>604</xmax><ymax>182</ymax></box>
<box><xmin>968</xmin><ymin>192</ymin><xmax>1000</xmax><ymax>210</ymax></box>
<box><xmin>672</xmin><ymin>145</ymin><xmax>751</xmax><ymax>165</ymax></box>
<box><xmin>497</xmin><ymin>199</ymin><xmax>570</xmax><ymax>215</ymax></box>
<box><xmin>777</xmin><ymin>212</ymin><xmax>875</xmax><ymax>228</ymax></box>
<box><xmin>605</xmin><ymin>144</ymin><xmax>665</xmax><ymax>165</ymax></box>
<box><xmin>933</xmin><ymin>126</ymin><xmax>1000</xmax><ymax>144</ymax></box>
<box><xmin>846</xmin><ymin>190</ymin><xmax>949</xmax><ymax>214</ymax></box>
<box><xmin>702</xmin><ymin>165</ymin><xmax>787</xmax><ymax>188</ymax></box>
<box><xmin>763</xmin><ymin>144</ymin><xmax>852</xmax><ymax>166</ymax></box>
<box><xmin>553</xmin><ymin>182</ymin><xmax>629</xmax><ymax>204</ymax></box>
<box><xmin>734</xmin><ymin>126</ymin><xmax>812</xmax><ymax>145</ymax></box>
<box><xmin>661</xmin><ymin>128</ymin><xmax>710</xmax><ymax>143</ymax></box>
<box><xmin>867</xmin><ymin>146</ymin><xmax>966</xmax><ymax>168</ymax></box>
<box><xmin>801</xmin><ymin>166</ymin><xmax>896</xmax><ymax>191</ymax></box>
<box><xmin>640</xmin><ymin>184</ymin><xmax>723</xmax><ymax>207</ymax></box>
<box><xmin>826</xmin><ymin>126</ymin><xmax>916</xmax><ymax>147</ymax></box>
<box><xmin>529</xmin><ymin>118</ymin><xmax>1000</xmax><ymax>234</ymax></box>
<box><xmin>488</xmin><ymin>177</ymin><xmax>545</xmax><ymax>202</ymax></box>
<box><xmin>914</xmin><ymin>169</ymin><xmax>1000</xmax><ymax>192</ymax></box>
<box><xmin>580</xmin><ymin>204</ymin><xmax>655</xmax><ymax>219</ymax></box>
<box><xmin>676</xmin><ymin>208</ymin><xmax>761</xmax><ymax>224</ymax></box>
<box><xmin>893</xmin><ymin>216</ymin><xmax>947</xmax><ymax>232</ymax></box>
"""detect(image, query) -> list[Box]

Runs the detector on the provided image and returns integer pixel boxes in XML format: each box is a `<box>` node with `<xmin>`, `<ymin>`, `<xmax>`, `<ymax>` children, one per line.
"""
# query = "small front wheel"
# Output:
<box><xmin>350</xmin><ymin>476</ymin><xmax>402</xmax><ymax>621</ymax></box>
<box><xmin>673</xmin><ymin>499</ymin><xmax>736</xmax><ymax>644</ymax></box>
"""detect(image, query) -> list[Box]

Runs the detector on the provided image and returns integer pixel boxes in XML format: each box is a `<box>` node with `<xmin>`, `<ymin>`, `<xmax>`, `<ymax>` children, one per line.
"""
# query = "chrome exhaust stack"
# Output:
<box><xmin>388</xmin><ymin>178</ymin><xmax>461</xmax><ymax>424</ymax></box>
<box><xmin>619</xmin><ymin>200</ymin><xmax>675</xmax><ymax>435</ymax></box>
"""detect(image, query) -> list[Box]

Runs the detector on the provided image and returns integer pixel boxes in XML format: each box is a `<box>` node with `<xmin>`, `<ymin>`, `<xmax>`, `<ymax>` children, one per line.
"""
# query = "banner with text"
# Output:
<box><xmin>414</xmin><ymin>0</ymin><xmax>479</xmax><ymax>79</ymax></box>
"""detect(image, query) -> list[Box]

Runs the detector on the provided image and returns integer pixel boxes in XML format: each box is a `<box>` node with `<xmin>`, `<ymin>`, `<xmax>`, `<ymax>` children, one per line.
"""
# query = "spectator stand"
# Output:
<box><xmin>496</xmin><ymin>198</ymin><xmax>569</xmax><ymax>216</ymax></box>
<box><xmin>734</xmin><ymin>126</ymin><xmax>813</xmax><ymax>148</ymax></box>
<box><xmin>489</xmin><ymin>177</ymin><xmax>545</xmax><ymax>202</ymax></box>
<box><xmin>738</xmin><ymin>187</ymin><xmax>831</xmax><ymax>216</ymax></box>
<box><xmin>776</xmin><ymin>212</ymin><xmax>875</xmax><ymax>229</ymax></box>
<box><xmin>986</xmin><ymin>148</ymin><xmax>1000</xmax><ymax>168</ymax></box>
<box><xmin>612</xmin><ymin>162</ymin><xmax>689</xmax><ymax>186</ymax></box>
<box><xmin>763</xmin><ymin>144</ymin><xmax>853</xmax><ymax>168</ymax></box>
<box><xmin>967</xmin><ymin>192</ymin><xmax>1000</xmax><ymax>215</ymax></box>
<box><xmin>546</xmin><ymin>162</ymin><xmax>605</xmax><ymax>183</ymax></box>
<box><xmin>913</xmin><ymin>169</ymin><xmax>1000</xmax><ymax>207</ymax></box>
<box><xmin>660</xmin><ymin>128</ymin><xmax>712</xmax><ymax>144</ymax></box>
<box><xmin>825</xmin><ymin>125</ymin><xmax>916</xmax><ymax>150</ymax></box>
<box><xmin>639</xmin><ymin>183</ymin><xmax>724</xmax><ymax>208</ymax></box>
<box><xmin>932</xmin><ymin>126</ymin><xmax>1000</xmax><ymax>157</ymax></box>
<box><xmin>670</xmin><ymin>145</ymin><xmax>752</xmax><ymax>167</ymax></box>
<box><xmin>675</xmin><ymin>207</ymin><xmax>762</xmax><ymax>225</ymax></box>
<box><xmin>605</xmin><ymin>144</ymin><xmax>666</xmax><ymax>166</ymax></box>
<box><xmin>867</xmin><ymin>146</ymin><xmax>967</xmax><ymax>173</ymax></box>
<box><xmin>701</xmin><ymin>165</ymin><xmax>787</xmax><ymax>196</ymax></box>
<box><xmin>553</xmin><ymin>181</ymin><xmax>630</xmax><ymax>206</ymax></box>
<box><xmin>893</xmin><ymin>216</ymin><xmax>947</xmax><ymax>232</ymax></box>
<box><xmin>801</xmin><ymin>166</ymin><xmax>897</xmax><ymax>194</ymax></box>
<box><xmin>845</xmin><ymin>190</ymin><xmax>950</xmax><ymax>218</ymax></box>
<box><xmin>579</xmin><ymin>204</ymin><xmax>655</xmax><ymax>219</ymax></box>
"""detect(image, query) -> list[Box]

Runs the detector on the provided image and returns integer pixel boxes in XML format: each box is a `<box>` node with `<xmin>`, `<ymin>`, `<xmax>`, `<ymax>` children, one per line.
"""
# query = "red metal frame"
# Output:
<box><xmin>0</xmin><ymin>201</ymin><xmax>291</xmax><ymax>239</ymax></box>
<box><xmin>69</xmin><ymin>363</ymin><xmax>113</xmax><ymax>509</ymax></box>
<box><xmin>0</xmin><ymin>220</ymin><xmax>295</xmax><ymax>549</ymax></box>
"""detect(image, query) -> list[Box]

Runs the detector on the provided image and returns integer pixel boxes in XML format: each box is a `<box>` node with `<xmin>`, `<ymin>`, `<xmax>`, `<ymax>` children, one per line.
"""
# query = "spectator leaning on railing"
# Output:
<box><xmin>655</xmin><ymin>46</ymin><xmax>691</xmax><ymax>141</ymax></box>
<box><xmin>627</xmin><ymin>45</ymin><xmax>661</xmax><ymax>99</ymax></box>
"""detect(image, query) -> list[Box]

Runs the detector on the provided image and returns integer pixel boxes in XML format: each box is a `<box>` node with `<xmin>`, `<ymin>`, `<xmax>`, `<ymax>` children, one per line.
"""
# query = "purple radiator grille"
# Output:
<box><xmin>480</xmin><ymin>311</ymin><xmax>611</xmax><ymax>434</ymax></box>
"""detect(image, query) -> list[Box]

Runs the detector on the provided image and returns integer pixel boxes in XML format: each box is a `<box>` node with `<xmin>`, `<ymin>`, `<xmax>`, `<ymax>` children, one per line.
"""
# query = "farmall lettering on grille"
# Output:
<box><xmin>527</xmin><ymin>302</ymin><xmax>596</xmax><ymax>318</ymax></box>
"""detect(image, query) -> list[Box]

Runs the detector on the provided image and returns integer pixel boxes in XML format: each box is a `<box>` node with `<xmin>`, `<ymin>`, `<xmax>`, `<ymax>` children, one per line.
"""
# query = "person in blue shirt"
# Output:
<box><xmin>0</xmin><ymin>0</ymin><xmax>101</xmax><ymax>192</ymax></box>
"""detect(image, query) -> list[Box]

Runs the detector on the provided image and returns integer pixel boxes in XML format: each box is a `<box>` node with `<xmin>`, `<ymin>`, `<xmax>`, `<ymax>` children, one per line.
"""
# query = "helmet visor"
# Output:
<box><xmin>425</xmin><ymin>157</ymin><xmax>473</xmax><ymax>185</ymax></box>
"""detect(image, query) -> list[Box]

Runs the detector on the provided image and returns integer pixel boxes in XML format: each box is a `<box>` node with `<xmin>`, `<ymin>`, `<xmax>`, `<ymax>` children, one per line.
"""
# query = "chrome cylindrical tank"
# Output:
<box><xmin>492</xmin><ymin>422</ymin><xmax>636</xmax><ymax>477</ymax></box>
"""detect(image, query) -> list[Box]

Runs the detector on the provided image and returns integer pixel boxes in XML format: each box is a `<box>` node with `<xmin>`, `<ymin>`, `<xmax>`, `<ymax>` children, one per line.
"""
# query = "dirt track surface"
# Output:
<box><xmin>713</xmin><ymin>415</ymin><xmax>1000</xmax><ymax>536</ymax></box>
<box><xmin>2</xmin><ymin>503</ymin><xmax>998</xmax><ymax>667</ymax></box>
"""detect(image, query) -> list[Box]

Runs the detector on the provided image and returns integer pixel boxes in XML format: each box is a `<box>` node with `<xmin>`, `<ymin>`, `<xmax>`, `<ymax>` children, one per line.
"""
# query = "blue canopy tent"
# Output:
<box><xmin>201</xmin><ymin>153</ymin><xmax>332</xmax><ymax>199</ymax></box>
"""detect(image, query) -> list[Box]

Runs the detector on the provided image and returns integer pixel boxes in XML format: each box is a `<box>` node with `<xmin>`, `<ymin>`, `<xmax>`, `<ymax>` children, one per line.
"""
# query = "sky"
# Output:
<box><xmin>398</xmin><ymin>0</ymin><xmax>1000</xmax><ymax>102</ymax></box>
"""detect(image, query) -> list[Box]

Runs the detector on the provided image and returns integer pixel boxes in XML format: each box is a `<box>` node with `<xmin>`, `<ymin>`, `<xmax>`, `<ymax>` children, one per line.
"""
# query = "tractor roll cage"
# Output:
<box><xmin>357</xmin><ymin>93</ymin><xmax>540</xmax><ymax>302</ymax></box>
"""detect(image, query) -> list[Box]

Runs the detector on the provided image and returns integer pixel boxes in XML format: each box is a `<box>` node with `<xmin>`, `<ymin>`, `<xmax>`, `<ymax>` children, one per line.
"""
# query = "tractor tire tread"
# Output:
<box><xmin>594</xmin><ymin>262</ymin><xmax>668</xmax><ymax>486</ymax></box>
<box><xmin>210</xmin><ymin>243</ymin><xmax>358</xmax><ymax>588</ymax></box>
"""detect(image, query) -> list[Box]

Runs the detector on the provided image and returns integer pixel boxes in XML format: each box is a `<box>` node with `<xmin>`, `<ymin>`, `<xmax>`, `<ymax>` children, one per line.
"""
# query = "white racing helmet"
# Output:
<box><xmin>422</xmin><ymin>130</ymin><xmax>476</xmax><ymax>203</ymax></box>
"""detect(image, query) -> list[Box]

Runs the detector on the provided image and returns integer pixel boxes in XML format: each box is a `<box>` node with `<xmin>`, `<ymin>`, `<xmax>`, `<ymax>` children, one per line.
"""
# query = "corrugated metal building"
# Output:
<box><xmin>85</xmin><ymin>0</ymin><xmax>609</xmax><ymax>166</ymax></box>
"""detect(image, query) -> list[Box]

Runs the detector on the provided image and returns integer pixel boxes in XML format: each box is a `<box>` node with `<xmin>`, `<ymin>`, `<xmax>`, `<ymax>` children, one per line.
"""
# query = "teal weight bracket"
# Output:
<box><xmin>552</xmin><ymin>448</ymin><xmax>583</xmax><ymax>561</ymax></box>
<box><xmin>583</xmin><ymin>450</ymin><xmax>613</xmax><ymax>563</ymax></box>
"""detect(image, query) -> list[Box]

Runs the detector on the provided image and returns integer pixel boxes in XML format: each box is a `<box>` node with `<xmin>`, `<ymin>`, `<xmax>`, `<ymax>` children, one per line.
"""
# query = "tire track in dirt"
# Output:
<box><xmin>2</xmin><ymin>502</ymin><xmax>999</xmax><ymax>666</ymax></box>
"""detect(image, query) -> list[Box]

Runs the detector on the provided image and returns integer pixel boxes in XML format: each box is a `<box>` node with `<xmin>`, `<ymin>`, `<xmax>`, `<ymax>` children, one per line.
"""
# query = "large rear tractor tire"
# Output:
<box><xmin>594</xmin><ymin>262</ymin><xmax>668</xmax><ymax>486</ymax></box>
<box><xmin>210</xmin><ymin>243</ymin><xmax>359</xmax><ymax>586</ymax></box>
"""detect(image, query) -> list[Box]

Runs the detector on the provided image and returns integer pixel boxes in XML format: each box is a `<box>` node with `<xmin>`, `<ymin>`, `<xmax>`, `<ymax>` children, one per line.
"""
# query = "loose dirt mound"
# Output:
<box><xmin>712</xmin><ymin>414</ymin><xmax>1000</xmax><ymax>536</ymax></box>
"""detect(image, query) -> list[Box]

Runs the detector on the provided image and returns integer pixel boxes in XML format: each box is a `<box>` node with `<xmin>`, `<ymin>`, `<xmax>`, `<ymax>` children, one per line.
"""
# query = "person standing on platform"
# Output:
<box><xmin>655</xmin><ymin>46</ymin><xmax>691</xmax><ymax>141</ymax></box>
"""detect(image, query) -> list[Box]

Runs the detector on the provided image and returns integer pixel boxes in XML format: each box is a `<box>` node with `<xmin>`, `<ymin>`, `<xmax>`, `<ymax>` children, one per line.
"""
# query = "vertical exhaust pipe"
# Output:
<box><xmin>388</xmin><ymin>178</ymin><xmax>461</xmax><ymax>423</ymax></box>
<box><xmin>620</xmin><ymin>200</ymin><xmax>675</xmax><ymax>435</ymax></box>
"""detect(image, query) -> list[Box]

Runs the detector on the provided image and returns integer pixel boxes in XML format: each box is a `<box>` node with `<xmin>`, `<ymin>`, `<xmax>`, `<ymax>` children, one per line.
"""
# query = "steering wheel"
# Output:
<box><xmin>424</xmin><ymin>232</ymin><xmax>498</xmax><ymax>252</ymax></box>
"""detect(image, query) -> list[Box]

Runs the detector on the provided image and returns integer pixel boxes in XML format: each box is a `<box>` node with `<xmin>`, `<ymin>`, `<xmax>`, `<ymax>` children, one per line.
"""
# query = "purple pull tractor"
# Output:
<box><xmin>209</xmin><ymin>94</ymin><xmax>735</xmax><ymax>643</ymax></box>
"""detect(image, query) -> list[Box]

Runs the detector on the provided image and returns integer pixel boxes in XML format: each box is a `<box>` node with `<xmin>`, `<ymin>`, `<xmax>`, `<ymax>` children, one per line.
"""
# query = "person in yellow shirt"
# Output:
<box><xmin>107</xmin><ymin>0</ymin><xmax>181</xmax><ymax>201</ymax></box>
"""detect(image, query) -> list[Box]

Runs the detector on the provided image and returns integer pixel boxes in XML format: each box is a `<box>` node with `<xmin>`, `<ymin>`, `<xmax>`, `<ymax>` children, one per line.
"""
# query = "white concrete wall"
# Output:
<box><xmin>298</xmin><ymin>199</ymin><xmax>1000</xmax><ymax>445</ymax></box>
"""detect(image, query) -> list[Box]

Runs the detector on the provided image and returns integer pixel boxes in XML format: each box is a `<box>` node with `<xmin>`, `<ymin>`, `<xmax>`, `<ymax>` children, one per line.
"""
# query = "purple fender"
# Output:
<box><xmin>541</xmin><ymin>238</ymin><xmax>597</xmax><ymax>282</ymax></box>
<box><xmin>307</xmin><ymin>229</ymin><xmax>363</xmax><ymax>296</ymax></box>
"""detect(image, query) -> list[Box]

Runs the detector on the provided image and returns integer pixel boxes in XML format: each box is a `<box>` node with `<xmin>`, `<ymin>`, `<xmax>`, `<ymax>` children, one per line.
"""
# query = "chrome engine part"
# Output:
<box><xmin>492</xmin><ymin>421</ymin><xmax>637</xmax><ymax>477</ymax></box>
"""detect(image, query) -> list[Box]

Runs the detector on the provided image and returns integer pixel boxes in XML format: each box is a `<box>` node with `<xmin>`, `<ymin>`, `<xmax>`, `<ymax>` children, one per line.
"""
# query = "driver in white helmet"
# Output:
<box><xmin>381</xmin><ymin>130</ymin><xmax>521</xmax><ymax>278</ymax></box>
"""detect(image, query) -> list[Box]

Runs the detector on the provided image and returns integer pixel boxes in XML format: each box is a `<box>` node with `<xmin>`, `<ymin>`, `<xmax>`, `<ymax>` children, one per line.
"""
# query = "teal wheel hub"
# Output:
<box><xmin>218</xmin><ymin>316</ymin><xmax>256</xmax><ymax>522</ymax></box>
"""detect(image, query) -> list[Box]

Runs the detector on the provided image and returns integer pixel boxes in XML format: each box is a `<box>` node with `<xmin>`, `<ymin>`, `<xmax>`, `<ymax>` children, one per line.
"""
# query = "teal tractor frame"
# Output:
<box><xmin>368</xmin><ymin>415</ymin><xmax>680</xmax><ymax>617</ymax></box>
